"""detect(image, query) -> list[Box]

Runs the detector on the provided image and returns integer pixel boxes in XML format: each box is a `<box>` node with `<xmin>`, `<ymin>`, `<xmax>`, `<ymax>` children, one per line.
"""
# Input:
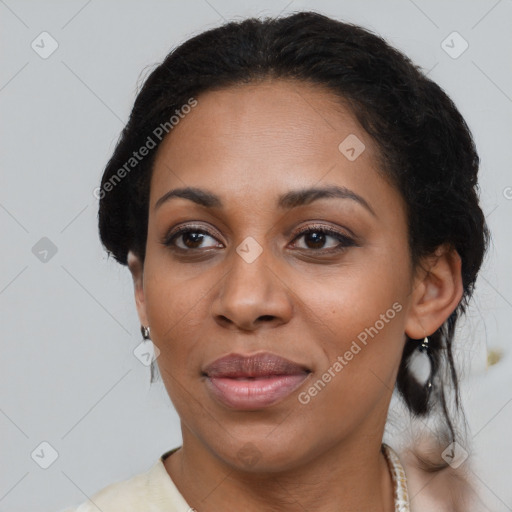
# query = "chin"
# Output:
<box><xmin>206</xmin><ymin>433</ymin><xmax>315</xmax><ymax>474</ymax></box>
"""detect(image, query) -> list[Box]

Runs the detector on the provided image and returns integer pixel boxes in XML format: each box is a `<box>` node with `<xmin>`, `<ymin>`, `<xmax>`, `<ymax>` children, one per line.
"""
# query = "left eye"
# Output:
<box><xmin>289</xmin><ymin>226</ymin><xmax>355</xmax><ymax>251</ymax></box>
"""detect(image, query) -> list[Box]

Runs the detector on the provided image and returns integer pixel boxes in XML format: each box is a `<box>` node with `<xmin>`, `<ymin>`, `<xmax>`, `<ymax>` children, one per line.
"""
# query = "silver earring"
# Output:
<box><xmin>408</xmin><ymin>336</ymin><xmax>433</xmax><ymax>393</ymax></box>
<box><xmin>419</xmin><ymin>336</ymin><xmax>433</xmax><ymax>391</ymax></box>
<box><xmin>141</xmin><ymin>325</ymin><xmax>151</xmax><ymax>340</ymax></box>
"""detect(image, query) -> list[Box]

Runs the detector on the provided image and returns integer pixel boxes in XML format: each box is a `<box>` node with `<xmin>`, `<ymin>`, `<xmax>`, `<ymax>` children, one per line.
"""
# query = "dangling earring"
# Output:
<box><xmin>140</xmin><ymin>325</ymin><xmax>159</xmax><ymax>383</ymax></box>
<box><xmin>141</xmin><ymin>325</ymin><xmax>151</xmax><ymax>340</ymax></box>
<box><xmin>408</xmin><ymin>335</ymin><xmax>434</xmax><ymax>398</ymax></box>
<box><xmin>419</xmin><ymin>336</ymin><xmax>433</xmax><ymax>394</ymax></box>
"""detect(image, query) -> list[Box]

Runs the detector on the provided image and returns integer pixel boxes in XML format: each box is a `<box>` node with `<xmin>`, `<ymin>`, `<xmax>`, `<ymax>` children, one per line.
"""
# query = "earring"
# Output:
<box><xmin>141</xmin><ymin>325</ymin><xmax>151</xmax><ymax>340</ymax></box>
<box><xmin>419</xmin><ymin>336</ymin><xmax>433</xmax><ymax>392</ymax></box>
<box><xmin>408</xmin><ymin>335</ymin><xmax>433</xmax><ymax>397</ymax></box>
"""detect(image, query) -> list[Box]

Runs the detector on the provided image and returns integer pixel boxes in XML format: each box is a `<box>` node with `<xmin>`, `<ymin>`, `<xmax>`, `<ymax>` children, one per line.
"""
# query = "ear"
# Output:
<box><xmin>127</xmin><ymin>250</ymin><xmax>149</xmax><ymax>328</ymax></box>
<box><xmin>405</xmin><ymin>244</ymin><xmax>463</xmax><ymax>339</ymax></box>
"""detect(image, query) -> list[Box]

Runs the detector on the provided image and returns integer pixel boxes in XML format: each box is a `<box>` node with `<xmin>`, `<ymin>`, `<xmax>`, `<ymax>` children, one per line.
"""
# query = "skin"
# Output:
<box><xmin>128</xmin><ymin>78</ymin><xmax>463</xmax><ymax>511</ymax></box>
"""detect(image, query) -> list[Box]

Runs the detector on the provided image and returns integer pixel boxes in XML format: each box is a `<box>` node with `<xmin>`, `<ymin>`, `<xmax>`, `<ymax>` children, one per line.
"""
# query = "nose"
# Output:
<box><xmin>210</xmin><ymin>244</ymin><xmax>294</xmax><ymax>331</ymax></box>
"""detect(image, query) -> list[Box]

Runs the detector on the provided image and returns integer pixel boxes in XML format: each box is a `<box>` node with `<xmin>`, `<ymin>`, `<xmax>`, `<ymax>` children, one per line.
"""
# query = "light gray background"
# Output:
<box><xmin>1</xmin><ymin>1</ymin><xmax>511</xmax><ymax>511</ymax></box>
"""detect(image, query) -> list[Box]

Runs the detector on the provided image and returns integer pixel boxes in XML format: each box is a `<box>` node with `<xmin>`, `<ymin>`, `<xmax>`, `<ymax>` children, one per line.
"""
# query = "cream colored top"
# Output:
<box><xmin>62</xmin><ymin>445</ymin><xmax>409</xmax><ymax>511</ymax></box>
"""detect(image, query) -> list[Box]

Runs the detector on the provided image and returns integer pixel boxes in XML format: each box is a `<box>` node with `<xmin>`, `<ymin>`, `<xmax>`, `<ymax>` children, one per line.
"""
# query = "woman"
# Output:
<box><xmin>66</xmin><ymin>11</ymin><xmax>489</xmax><ymax>511</ymax></box>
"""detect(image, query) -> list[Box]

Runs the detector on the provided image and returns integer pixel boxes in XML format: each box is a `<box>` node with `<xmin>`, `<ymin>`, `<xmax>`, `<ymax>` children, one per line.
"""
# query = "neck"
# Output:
<box><xmin>164</xmin><ymin>430</ymin><xmax>395</xmax><ymax>512</ymax></box>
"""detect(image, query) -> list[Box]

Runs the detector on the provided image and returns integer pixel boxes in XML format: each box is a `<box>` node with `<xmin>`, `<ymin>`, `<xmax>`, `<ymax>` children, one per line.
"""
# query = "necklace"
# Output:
<box><xmin>382</xmin><ymin>443</ymin><xmax>410</xmax><ymax>511</ymax></box>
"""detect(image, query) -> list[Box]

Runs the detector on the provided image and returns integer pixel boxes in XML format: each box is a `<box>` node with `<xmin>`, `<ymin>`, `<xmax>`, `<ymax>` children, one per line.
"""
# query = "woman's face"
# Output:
<box><xmin>135</xmin><ymin>79</ymin><xmax>419</xmax><ymax>471</ymax></box>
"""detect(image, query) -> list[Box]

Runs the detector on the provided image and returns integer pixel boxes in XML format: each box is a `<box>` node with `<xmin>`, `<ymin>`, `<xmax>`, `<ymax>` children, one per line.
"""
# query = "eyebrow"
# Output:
<box><xmin>154</xmin><ymin>185</ymin><xmax>376</xmax><ymax>217</ymax></box>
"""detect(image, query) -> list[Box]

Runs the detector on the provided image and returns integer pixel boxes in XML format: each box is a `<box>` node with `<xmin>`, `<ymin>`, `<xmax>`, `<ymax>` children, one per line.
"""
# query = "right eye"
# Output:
<box><xmin>162</xmin><ymin>225</ymin><xmax>224</xmax><ymax>251</ymax></box>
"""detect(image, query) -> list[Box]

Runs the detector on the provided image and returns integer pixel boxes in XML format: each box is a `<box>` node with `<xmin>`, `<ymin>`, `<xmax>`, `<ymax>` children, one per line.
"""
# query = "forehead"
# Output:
<box><xmin>149</xmin><ymin>79</ymin><xmax>401</xmax><ymax>218</ymax></box>
<box><xmin>153</xmin><ymin>79</ymin><xmax>370</xmax><ymax>169</ymax></box>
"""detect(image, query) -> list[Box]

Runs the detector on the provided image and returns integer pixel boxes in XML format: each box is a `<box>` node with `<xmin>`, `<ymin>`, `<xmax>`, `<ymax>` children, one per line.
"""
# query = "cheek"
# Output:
<box><xmin>294</xmin><ymin>247</ymin><xmax>409</xmax><ymax>386</ymax></box>
<box><xmin>142</xmin><ymin>262</ymin><xmax>210</xmax><ymax>410</ymax></box>
<box><xmin>294</xmin><ymin>270</ymin><xmax>407</xmax><ymax>432</ymax></box>
<box><xmin>142</xmin><ymin>255</ymin><xmax>209</xmax><ymax>358</ymax></box>
<box><xmin>141</xmin><ymin>250</ymin><xmax>241</xmax><ymax>396</ymax></box>
<box><xmin>299</xmin><ymin>249</ymin><xmax>408</xmax><ymax>334</ymax></box>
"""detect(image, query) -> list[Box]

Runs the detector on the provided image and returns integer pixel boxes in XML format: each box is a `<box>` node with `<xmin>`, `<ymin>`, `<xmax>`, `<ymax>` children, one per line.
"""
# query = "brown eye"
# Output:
<box><xmin>290</xmin><ymin>225</ymin><xmax>356</xmax><ymax>252</ymax></box>
<box><xmin>163</xmin><ymin>226</ymin><xmax>223</xmax><ymax>251</ymax></box>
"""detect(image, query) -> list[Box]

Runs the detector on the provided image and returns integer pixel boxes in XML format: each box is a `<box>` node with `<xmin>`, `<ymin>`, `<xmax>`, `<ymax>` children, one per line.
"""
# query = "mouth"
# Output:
<box><xmin>202</xmin><ymin>352</ymin><xmax>311</xmax><ymax>410</ymax></box>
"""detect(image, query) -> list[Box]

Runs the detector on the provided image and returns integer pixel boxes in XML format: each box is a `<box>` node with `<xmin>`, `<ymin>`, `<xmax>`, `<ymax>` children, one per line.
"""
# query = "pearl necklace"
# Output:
<box><xmin>382</xmin><ymin>444</ymin><xmax>410</xmax><ymax>511</ymax></box>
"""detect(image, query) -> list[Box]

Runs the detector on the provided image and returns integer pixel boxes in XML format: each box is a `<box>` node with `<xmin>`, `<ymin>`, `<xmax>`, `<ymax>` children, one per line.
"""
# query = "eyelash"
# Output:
<box><xmin>162</xmin><ymin>223</ymin><xmax>357</xmax><ymax>254</ymax></box>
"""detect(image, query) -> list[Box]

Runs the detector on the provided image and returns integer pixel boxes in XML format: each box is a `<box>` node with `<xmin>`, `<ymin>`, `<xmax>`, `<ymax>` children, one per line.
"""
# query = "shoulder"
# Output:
<box><xmin>398</xmin><ymin>443</ymin><xmax>488</xmax><ymax>512</ymax></box>
<box><xmin>65</xmin><ymin>466</ymin><xmax>153</xmax><ymax>512</ymax></box>
<box><xmin>62</xmin><ymin>455</ymin><xmax>187</xmax><ymax>512</ymax></box>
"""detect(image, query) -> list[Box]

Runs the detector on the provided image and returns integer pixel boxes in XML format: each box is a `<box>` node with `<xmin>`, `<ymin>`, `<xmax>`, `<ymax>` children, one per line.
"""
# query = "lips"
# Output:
<box><xmin>203</xmin><ymin>352</ymin><xmax>310</xmax><ymax>410</ymax></box>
